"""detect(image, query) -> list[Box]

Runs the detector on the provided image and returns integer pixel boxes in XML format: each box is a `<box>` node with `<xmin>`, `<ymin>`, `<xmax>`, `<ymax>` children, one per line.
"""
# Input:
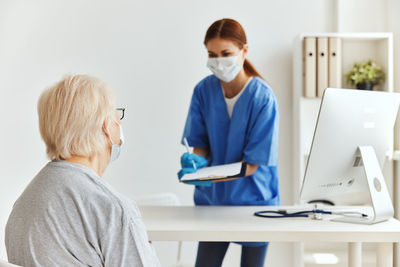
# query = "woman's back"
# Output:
<box><xmin>6</xmin><ymin>160</ymin><xmax>159</xmax><ymax>267</ymax></box>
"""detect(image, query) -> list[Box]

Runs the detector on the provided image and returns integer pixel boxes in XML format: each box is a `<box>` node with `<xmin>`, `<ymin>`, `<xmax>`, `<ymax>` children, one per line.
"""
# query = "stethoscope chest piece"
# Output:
<box><xmin>310</xmin><ymin>212</ymin><xmax>323</xmax><ymax>220</ymax></box>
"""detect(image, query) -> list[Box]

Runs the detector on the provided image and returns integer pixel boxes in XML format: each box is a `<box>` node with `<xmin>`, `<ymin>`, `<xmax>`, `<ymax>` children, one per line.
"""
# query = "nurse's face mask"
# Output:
<box><xmin>207</xmin><ymin>49</ymin><xmax>244</xmax><ymax>83</ymax></box>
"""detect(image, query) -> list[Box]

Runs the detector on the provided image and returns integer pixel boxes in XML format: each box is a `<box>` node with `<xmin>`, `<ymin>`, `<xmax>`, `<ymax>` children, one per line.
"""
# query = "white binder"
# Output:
<box><xmin>317</xmin><ymin>37</ymin><xmax>328</xmax><ymax>97</ymax></box>
<box><xmin>328</xmin><ymin>37</ymin><xmax>342</xmax><ymax>88</ymax></box>
<box><xmin>303</xmin><ymin>37</ymin><xmax>316</xmax><ymax>98</ymax></box>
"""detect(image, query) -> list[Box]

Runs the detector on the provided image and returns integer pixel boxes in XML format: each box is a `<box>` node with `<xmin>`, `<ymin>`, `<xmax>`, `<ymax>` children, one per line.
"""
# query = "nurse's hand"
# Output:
<box><xmin>177</xmin><ymin>167</ymin><xmax>197</xmax><ymax>180</ymax></box>
<box><xmin>178</xmin><ymin>152</ymin><xmax>210</xmax><ymax>186</ymax></box>
<box><xmin>180</xmin><ymin>152</ymin><xmax>208</xmax><ymax>169</ymax></box>
<box><xmin>183</xmin><ymin>180</ymin><xmax>212</xmax><ymax>187</ymax></box>
<box><xmin>177</xmin><ymin>168</ymin><xmax>212</xmax><ymax>186</ymax></box>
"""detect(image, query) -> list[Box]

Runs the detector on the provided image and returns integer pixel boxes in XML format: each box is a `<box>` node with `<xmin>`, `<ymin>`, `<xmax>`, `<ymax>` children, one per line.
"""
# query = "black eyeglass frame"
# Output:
<box><xmin>116</xmin><ymin>107</ymin><xmax>125</xmax><ymax>120</ymax></box>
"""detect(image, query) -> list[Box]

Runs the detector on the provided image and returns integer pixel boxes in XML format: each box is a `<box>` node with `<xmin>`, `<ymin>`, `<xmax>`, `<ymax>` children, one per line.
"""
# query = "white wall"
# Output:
<box><xmin>337</xmin><ymin>0</ymin><xmax>388</xmax><ymax>32</ymax></box>
<box><xmin>0</xmin><ymin>0</ymin><xmax>339</xmax><ymax>266</ymax></box>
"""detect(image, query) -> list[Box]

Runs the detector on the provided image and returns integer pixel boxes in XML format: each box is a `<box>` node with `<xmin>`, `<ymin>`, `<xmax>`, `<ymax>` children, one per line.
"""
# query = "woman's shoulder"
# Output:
<box><xmin>247</xmin><ymin>76</ymin><xmax>277</xmax><ymax>103</ymax></box>
<box><xmin>194</xmin><ymin>75</ymin><xmax>219</xmax><ymax>92</ymax></box>
<box><xmin>249</xmin><ymin>77</ymin><xmax>273</xmax><ymax>94</ymax></box>
<box><xmin>41</xmin><ymin>161</ymin><xmax>141</xmax><ymax>220</ymax></box>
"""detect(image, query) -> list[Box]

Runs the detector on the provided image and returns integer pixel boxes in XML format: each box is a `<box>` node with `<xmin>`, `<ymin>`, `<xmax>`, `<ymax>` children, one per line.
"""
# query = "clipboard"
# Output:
<box><xmin>180</xmin><ymin>162</ymin><xmax>247</xmax><ymax>182</ymax></box>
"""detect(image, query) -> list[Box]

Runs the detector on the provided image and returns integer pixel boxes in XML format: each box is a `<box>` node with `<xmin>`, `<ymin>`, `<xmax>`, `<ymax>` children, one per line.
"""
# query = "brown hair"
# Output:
<box><xmin>204</xmin><ymin>18</ymin><xmax>263</xmax><ymax>79</ymax></box>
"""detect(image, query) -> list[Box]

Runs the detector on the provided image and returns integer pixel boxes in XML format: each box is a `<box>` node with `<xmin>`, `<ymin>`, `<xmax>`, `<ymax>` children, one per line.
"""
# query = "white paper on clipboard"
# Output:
<box><xmin>180</xmin><ymin>162</ymin><xmax>243</xmax><ymax>182</ymax></box>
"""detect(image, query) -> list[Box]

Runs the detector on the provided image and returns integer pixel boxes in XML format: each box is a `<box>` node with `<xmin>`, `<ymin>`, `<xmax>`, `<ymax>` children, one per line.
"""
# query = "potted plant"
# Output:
<box><xmin>344</xmin><ymin>60</ymin><xmax>385</xmax><ymax>90</ymax></box>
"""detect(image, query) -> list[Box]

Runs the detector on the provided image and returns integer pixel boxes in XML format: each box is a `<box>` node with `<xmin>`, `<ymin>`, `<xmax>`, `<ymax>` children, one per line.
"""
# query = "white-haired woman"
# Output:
<box><xmin>5</xmin><ymin>75</ymin><xmax>160</xmax><ymax>267</ymax></box>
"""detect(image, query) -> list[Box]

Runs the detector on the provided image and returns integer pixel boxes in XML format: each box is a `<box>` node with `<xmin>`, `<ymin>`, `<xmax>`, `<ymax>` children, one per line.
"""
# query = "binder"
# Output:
<box><xmin>303</xmin><ymin>37</ymin><xmax>317</xmax><ymax>98</ymax></box>
<box><xmin>328</xmin><ymin>37</ymin><xmax>342</xmax><ymax>88</ymax></box>
<box><xmin>317</xmin><ymin>37</ymin><xmax>328</xmax><ymax>97</ymax></box>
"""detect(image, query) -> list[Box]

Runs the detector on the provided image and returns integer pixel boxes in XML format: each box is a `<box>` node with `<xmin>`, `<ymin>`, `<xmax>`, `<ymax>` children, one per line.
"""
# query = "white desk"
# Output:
<box><xmin>140</xmin><ymin>205</ymin><xmax>400</xmax><ymax>267</ymax></box>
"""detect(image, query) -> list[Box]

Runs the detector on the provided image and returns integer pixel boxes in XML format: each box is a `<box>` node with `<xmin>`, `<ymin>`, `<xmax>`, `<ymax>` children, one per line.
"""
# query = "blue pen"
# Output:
<box><xmin>184</xmin><ymin>137</ymin><xmax>197</xmax><ymax>170</ymax></box>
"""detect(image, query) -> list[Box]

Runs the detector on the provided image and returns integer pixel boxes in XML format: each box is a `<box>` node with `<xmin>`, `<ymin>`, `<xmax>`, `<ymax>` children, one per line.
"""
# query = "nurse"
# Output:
<box><xmin>178</xmin><ymin>18</ymin><xmax>280</xmax><ymax>267</ymax></box>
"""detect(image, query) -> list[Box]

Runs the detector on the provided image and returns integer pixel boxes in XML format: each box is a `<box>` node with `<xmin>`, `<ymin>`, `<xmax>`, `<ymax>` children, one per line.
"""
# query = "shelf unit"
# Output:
<box><xmin>292</xmin><ymin>32</ymin><xmax>395</xmax><ymax>267</ymax></box>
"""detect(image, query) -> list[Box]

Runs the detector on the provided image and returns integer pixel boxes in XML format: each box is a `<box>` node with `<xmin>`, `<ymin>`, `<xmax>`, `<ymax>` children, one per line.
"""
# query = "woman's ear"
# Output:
<box><xmin>102</xmin><ymin>120</ymin><xmax>110</xmax><ymax>138</ymax></box>
<box><xmin>242</xmin><ymin>44</ymin><xmax>249</xmax><ymax>58</ymax></box>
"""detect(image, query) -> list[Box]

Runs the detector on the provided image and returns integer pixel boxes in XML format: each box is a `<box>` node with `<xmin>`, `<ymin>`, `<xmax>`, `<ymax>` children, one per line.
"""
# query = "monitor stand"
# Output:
<box><xmin>331</xmin><ymin>146</ymin><xmax>394</xmax><ymax>225</ymax></box>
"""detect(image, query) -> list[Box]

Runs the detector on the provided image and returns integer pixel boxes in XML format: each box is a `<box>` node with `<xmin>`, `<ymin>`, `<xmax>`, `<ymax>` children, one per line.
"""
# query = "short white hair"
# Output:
<box><xmin>38</xmin><ymin>74</ymin><xmax>116</xmax><ymax>160</ymax></box>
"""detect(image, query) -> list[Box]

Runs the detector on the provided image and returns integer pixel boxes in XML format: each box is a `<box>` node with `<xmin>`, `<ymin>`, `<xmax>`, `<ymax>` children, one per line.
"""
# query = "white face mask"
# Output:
<box><xmin>107</xmin><ymin>122</ymin><xmax>124</xmax><ymax>163</ymax></box>
<box><xmin>207</xmin><ymin>55</ymin><xmax>242</xmax><ymax>82</ymax></box>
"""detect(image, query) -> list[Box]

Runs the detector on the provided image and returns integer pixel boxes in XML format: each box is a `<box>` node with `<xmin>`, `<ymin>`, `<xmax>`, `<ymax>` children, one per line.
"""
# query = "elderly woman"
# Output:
<box><xmin>5</xmin><ymin>75</ymin><xmax>160</xmax><ymax>267</ymax></box>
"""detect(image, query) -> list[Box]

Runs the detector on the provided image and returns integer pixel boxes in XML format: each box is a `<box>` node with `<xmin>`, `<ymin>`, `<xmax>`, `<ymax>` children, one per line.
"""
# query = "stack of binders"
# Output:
<box><xmin>303</xmin><ymin>36</ymin><xmax>342</xmax><ymax>98</ymax></box>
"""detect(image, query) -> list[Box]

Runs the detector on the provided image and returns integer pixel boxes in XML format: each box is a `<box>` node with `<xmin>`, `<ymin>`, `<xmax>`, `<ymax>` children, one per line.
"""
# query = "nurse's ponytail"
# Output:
<box><xmin>204</xmin><ymin>18</ymin><xmax>264</xmax><ymax>80</ymax></box>
<box><xmin>243</xmin><ymin>59</ymin><xmax>263</xmax><ymax>79</ymax></box>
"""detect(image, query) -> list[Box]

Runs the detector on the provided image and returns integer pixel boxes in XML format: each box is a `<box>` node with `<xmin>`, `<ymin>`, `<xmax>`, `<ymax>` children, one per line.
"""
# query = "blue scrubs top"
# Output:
<box><xmin>182</xmin><ymin>75</ymin><xmax>280</xmax><ymax>207</ymax></box>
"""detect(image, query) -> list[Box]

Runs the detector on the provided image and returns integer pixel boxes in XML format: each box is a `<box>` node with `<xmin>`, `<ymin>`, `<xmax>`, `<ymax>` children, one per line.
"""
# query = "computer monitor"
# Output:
<box><xmin>300</xmin><ymin>88</ymin><xmax>400</xmax><ymax>224</ymax></box>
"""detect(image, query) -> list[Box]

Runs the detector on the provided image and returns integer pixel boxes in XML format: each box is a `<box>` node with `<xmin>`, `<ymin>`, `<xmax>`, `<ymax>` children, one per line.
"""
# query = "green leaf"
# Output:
<box><xmin>344</xmin><ymin>60</ymin><xmax>385</xmax><ymax>86</ymax></box>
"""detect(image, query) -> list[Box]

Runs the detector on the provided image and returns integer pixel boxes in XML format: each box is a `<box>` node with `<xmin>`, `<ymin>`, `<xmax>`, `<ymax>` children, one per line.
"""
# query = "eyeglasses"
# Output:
<box><xmin>116</xmin><ymin>107</ymin><xmax>125</xmax><ymax>120</ymax></box>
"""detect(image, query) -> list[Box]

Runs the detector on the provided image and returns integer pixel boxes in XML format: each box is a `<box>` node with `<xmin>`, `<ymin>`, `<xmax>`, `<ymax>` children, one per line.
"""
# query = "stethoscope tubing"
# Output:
<box><xmin>254</xmin><ymin>209</ymin><xmax>368</xmax><ymax>219</ymax></box>
<box><xmin>254</xmin><ymin>209</ymin><xmax>332</xmax><ymax>218</ymax></box>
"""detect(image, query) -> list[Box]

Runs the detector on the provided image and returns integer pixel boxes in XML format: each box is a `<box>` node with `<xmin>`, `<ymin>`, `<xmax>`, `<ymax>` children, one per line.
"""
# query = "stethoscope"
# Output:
<box><xmin>254</xmin><ymin>209</ymin><xmax>368</xmax><ymax>220</ymax></box>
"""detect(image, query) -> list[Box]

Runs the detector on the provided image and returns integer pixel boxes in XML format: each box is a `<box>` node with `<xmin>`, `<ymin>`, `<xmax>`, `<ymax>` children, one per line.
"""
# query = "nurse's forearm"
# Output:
<box><xmin>193</xmin><ymin>147</ymin><xmax>209</xmax><ymax>158</ymax></box>
<box><xmin>214</xmin><ymin>162</ymin><xmax>259</xmax><ymax>183</ymax></box>
<box><xmin>245</xmin><ymin>163</ymin><xmax>258</xmax><ymax>176</ymax></box>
